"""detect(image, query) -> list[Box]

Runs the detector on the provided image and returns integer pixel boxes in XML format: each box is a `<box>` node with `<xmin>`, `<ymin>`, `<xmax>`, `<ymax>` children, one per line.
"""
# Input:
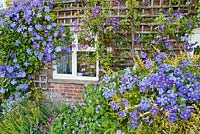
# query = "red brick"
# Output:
<box><xmin>74</xmin><ymin>90</ymin><xmax>81</xmax><ymax>93</ymax></box>
<box><xmin>47</xmin><ymin>82</ymin><xmax>85</xmax><ymax>104</ymax></box>
<box><xmin>66</xmin><ymin>93</ymin><xmax>76</xmax><ymax>96</ymax></box>
<box><xmin>61</xmin><ymin>93</ymin><xmax>66</xmax><ymax>96</ymax></box>
<box><xmin>73</xmin><ymin>96</ymin><xmax>82</xmax><ymax>100</ymax></box>
<box><xmin>51</xmin><ymin>89</ymin><xmax>58</xmax><ymax>92</ymax></box>
<box><xmin>66</xmin><ymin>96</ymin><xmax>72</xmax><ymax>99</ymax></box>
<box><xmin>64</xmin><ymin>89</ymin><xmax>74</xmax><ymax>93</ymax></box>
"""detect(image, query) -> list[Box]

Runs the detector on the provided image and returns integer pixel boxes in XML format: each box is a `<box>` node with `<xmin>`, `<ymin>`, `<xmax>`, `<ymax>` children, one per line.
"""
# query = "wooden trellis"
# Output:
<box><xmin>52</xmin><ymin>0</ymin><xmax>196</xmax><ymax>52</ymax></box>
<box><xmin>134</xmin><ymin>0</ymin><xmax>195</xmax><ymax>47</ymax></box>
<box><xmin>33</xmin><ymin>0</ymin><xmax>197</xmax><ymax>88</ymax></box>
<box><xmin>33</xmin><ymin>69</ymin><xmax>48</xmax><ymax>90</ymax></box>
<box><xmin>54</xmin><ymin>0</ymin><xmax>196</xmax><ymax>63</ymax></box>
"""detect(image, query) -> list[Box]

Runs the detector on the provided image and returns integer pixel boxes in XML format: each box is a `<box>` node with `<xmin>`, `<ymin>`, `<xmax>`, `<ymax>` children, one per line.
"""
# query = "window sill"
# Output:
<box><xmin>48</xmin><ymin>78</ymin><xmax>98</xmax><ymax>85</ymax></box>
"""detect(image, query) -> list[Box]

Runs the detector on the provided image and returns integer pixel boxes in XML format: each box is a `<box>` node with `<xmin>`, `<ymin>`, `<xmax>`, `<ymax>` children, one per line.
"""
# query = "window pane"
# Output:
<box><xmin>57</xmin><ymin>54</ymin><xmax>72</xmax><ymax>74</ymax></box>
<box><xmin>77</xmin><ymin>52</ymin><xmax>96</xmax><ymax>77</ymax></box>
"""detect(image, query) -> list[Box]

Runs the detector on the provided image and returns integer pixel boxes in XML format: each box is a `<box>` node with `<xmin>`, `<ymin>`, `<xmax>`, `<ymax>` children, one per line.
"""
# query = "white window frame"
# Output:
<box><xmin>53</xmin><ymin>34</ymin><xmax>99</xmax><ymax>81</ymax></box>
<box><xmin>0</xmin><ymin>0</ymin><xmax>6</xmax><ymax>10</ymax></box>
<box><xmin>188</xmin><ymin>28</ymin><xmax>200</xmax><ymax>57</ymax></box>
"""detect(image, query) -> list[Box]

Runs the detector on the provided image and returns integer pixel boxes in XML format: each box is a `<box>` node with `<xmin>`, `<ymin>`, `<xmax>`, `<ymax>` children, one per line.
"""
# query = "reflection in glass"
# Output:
<box><xmin>57</xmin><ymin>54</ymin><xmax>72</xmax><ymax>74</ymax></box>
<box><xmin>77</xmin><ymin>52</ymin><xmax>96</xmax><ymax>77</ymax></box>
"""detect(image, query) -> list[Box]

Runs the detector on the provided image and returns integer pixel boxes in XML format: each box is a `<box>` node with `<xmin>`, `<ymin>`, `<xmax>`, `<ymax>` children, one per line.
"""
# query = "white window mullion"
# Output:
<box><xmin>73</xmin><ymin>51</ymin><xmax>77</xmax><ymax>77</ymax></box>
<box><xmin>71</xmin><ymin>33</ymin><xmax>78</xmax><ymax>77</ymax></box>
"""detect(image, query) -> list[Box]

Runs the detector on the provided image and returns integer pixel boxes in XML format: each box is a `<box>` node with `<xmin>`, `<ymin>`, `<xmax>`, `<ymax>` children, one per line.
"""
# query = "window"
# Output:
<box><xmin>53</xmin><ymin>34</ymin><xmax>99</xmax><ymax>81</ymax></box>
<box><xmin>188</xmin><ymin>28</ymin><xmax>200</xmax><ymax>57</ymax></box>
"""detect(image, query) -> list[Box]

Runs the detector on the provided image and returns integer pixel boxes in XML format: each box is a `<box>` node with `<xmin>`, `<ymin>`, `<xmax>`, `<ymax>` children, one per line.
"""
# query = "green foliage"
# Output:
<box><xmin>0</xmin><ymin>1</ymin><xmax>200</xmax><ymax>134</ymax></box>
<box><xmin>0</xmin><ymin>87</ymin><xmax>68</xmax><ymax>134</ymax></box>
<box><xmin>77</xmin><ymin>0</ymin><xmax>134</xmax><ymax>72</ymax></box>
<box><xmin>0</xmin><ymin>88</ymin><xmax>42</xmax><ymax>134</ymax></box>
<box><xmin>194</xmin><ymin>46</ymin><xmax>200</xmax><ymax>55</ymax></box>
<box><xmin>45</xmin><ymin>54</ymin><xmax>200</xmax><ymax>134</ymax></box>
<box><xmin>0</xmin><ymin>0</ymin><xmax>73</xmax><ymax>110</ymax></box>
<box><xmin>170</xmin><ymin>0</ymin><xmax>179</xmax><ymax>5</ymax></box>
<box><xmin>48</xmin><ymin>85</ymin><xmax>118</xmax><ymax>133</ymax></box>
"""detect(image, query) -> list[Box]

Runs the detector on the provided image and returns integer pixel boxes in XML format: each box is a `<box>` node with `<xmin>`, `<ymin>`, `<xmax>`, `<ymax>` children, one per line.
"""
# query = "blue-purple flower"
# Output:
<box><xmin>174</xmin><ymin>68</ymin><xmax>183</xmax><ymax>77</ymax></box>
<box><xmin>167</xmin><ymin>113</ymin><xmax>178</xmax><ymax>123</ymax></box>
<box><xmin>187</xmin><ymin>23</ymin><xmax>193</xmax><ymax>28</ymax></box>
<box><xmin>122</xmin><ymin>99</ymin><xmax>128</xmax><ymax>108</ymax></box>
<box><xmin>180</xmin><ymin>110</ymin><xmax>191</xmax><ymax>120</ymax></box>
<box><xmin>17</xmin><ymin>71</ymin><xmax>26</xmax><ymax>78</ymax></box>
<box><xmin>0</xmin><ymin>88</ymin><xmax>5</xmax><ymax>94</ymax></box>
<box><xmin>15</xmin><ymin>93</ymin><xmax>21</xmax><ymax>100</ymax></box>
<box><xmin>118</xmin><ymin>85</ymin><xmax>127</xmax><ymax>94</ymax></box>
<box><xmin>129</xmin><ymin>111</ymin><xmax>139</xmax><ymax>120</ymax></box>
<box><xmin>155</xmin><ymin>53</ymin><xmax>166</xmax><ymax>63</ymax></box>
<box><xmin>129</xmin><ymin>120</ymin><xmax>138</xmax><ymax>128</ymax></box>
<box><xmin>141</xmin><ymin>51</ymin><xmax>147</xmax><ymax>59</ymax></box>
<box><xmin>116</xmin><ymin>130</ymin><xmax>123</xmax><ymax>134</ymax></box>
<box><xmin>150</xmin><ymin>106</ymin><xmax>159</xmax><ymax>116</ymax></box>
<box><xmin>103</xmin><ymin>89</ymin><xmax>113</xmax><ymax>99</ymax></box>
<box><xmin>45</xmin><ymin>15</ymin><xmax>51</xmax><ymax>21</ymax></box>
<box><xmin>11</xmin><ymin>79</ymin><xmax>17</xmax><ymax>85</ymax></box>
<box><xmin>156</xmin><ymin>96</ymin><xmax>168</xmax><ymax>106</ymax></box>
<box><xmin>24</xmin><ymin>61</ymin><xmax>29</xmax><ymax>67</ymax></box>
<box><xmin>145</xmin><ymin>59</ymin><xmax>151</xmax><ymax>70</ymax></box>
<box><xmin>140</xmin><ymin>99</ymin><xmax>151</xmax><ymax>111</ymax></box>
<box><xmin>17</xmin><ymin>84</ymin><xmax>29</xmax><ymax>91</ymax></box>
<box><xmin>111</xmin><ymin>102</ymin><xmax>119</xmax><ymax>111</ymax></box>
<box><xmin>9</xmin><ymin>95</ymin><xmax>14</xmax><ymax>101</ymax></box>
<box><xmin>118</xmin><ymin>111</ymin><xmax>126</xmax><ymax>118</ymax></box>
<box><xmin>92</xmin><ymin>6</ymin><xmax>101</xmax><ymax>17</ymax></box>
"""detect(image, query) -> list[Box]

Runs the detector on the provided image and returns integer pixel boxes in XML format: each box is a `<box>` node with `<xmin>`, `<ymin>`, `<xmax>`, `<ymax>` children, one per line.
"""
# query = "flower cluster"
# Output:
<box><xmin>90</xmin><ymin>6</ymin><xmax>101</xmax><ymax>20</ymax></box>
<box><xmin>104</xmin><ymin>17</ymin><xmax>120</xmax><ymax>31</ymax></box>
<box><xmin>100</xmin><ymin>60</ymin><xmax>200</xmax><ymax>129</ymax></box>
<box><xmin>0</xmin><ymin>0</ymin><xmax>71</xmax><ymax>104</ymax></box>
<box><xmin>37</xmin><ymin>115</ymin><xmax>56</xmax><ymax>134</ymax></box>
<box><xmin>137</xmin><ymin>7</ymin><xmax>198</xmax><ymax>59</ymax></box>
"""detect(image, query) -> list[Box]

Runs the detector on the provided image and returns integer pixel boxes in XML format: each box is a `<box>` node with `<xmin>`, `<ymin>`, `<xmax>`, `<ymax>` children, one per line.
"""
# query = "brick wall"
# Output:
<box><xmin>33</xmin><ymin>66</ymin><xmax>90</xmax><ymax>104</ymax></box>
<box><xmin>48</xmin><ymin>83</ymin><xmax>85</xmax><ymax>104</ymax></box>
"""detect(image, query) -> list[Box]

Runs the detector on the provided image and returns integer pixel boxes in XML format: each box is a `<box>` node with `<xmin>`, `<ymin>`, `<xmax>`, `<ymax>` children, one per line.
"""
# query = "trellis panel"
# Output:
<box><xmin>33</xmin><ymin>69</ymin><xmax>48</xmax><ymax>90</ymax></box>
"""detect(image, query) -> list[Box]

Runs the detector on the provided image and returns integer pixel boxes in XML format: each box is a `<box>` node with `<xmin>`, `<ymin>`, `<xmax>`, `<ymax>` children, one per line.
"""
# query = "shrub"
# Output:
<box><xmin>98</xmin><ymin>55</ymin><xmax>200</xmax><ymax>133</ymax></box>
<box><xmin>46</xmin><ymin>54</ymin><xmax>200</xmax><ymax>134</ymax></box>
<box><xmin>0</xmin><ymin>0</ymin><xmax>72</xmax><ymax>108</ymax></box>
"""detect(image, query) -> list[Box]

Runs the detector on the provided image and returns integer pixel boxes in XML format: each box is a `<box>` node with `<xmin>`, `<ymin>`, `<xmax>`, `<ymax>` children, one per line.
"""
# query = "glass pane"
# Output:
<box><xmin>77</xmin><ymin>52</ymin><xmax>96</xmax><ymax>77</ymax></box>
<box><xmin>0</xmin><ymin>2</ymin><xmax>3</xmax><ymax>9</ymax></box>
<box><xmin>57</xmin><ymin>54</ymin><xmax>72</xmax><ymax>74</ymax></box>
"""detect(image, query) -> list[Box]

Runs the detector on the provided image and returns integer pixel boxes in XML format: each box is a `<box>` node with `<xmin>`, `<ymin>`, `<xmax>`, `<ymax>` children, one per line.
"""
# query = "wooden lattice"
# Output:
<box><xmin>33</xmin><ymin>69</ymin><xmax>48</xmax><ymax>90</ymax></box>
<box><xmin>134</xmin><ymin>0</ymin><xmax>195</xmax><ymax>47</ymax></box>
<box><xmin>34</xmin><ymin>0</ymin><xmax>197</xmax><ymax>88</ymax></box>
<box><xmin>52</xmin><ymin>0</ymin><xmax>196</xmax><ymax>50</ymax></box>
